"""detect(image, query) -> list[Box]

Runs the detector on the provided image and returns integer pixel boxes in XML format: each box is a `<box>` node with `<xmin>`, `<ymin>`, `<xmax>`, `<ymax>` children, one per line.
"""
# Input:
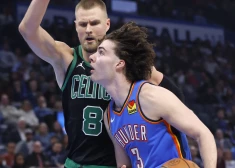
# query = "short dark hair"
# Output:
<box><xmin>75</xmin><ymin>0</ymin><xmax>107</xmax><ymax>17</ymax></box>
<box><xmin>105</xmin><ymin>22</ymin><xmax>155</xmax><ymax>82</ymax></box>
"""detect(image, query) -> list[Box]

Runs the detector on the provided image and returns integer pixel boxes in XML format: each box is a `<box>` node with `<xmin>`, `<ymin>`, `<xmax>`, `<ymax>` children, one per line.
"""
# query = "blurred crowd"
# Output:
<box><xmin>0</xmin><ymin>0</ymin><xmax>235</xmax><ymax>168</ymax></box>
<box><xmin>136</xmin><ymin>0</ymin><xmax>235</xmax><ymax>31</ymax></box>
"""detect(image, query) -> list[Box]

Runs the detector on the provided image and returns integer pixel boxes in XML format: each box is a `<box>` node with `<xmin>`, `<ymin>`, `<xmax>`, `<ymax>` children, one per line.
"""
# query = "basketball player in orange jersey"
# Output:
<box><xmin>19</xmin><ymin>0</ymin><xmax>190</xmax><ymax>167</ymax></box>
<box><xmin>89</xmin><ymin>22</ymin><xmax>217</xmax><ymax>168</ymax></box>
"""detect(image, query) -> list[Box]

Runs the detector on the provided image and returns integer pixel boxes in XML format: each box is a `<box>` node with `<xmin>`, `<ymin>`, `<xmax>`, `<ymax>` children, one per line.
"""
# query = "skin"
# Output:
<box><xmin>18</xmin><ymin>0</ymin><xmax>169</xmax><ymax>166</ymax></box>
<box><xmin>89</xmin><ymin>39</ymin><xmax>217</xmax><ymax>168</ymax></box>
<box><xmin>18</xmin><ymin>0</ymin><xmax>110</xmax><ymax>88</ymax></box>
<box><xmin>18</xmin><ymin>0</ymin><xmax>163</xmax><ymax>89</ymax></box>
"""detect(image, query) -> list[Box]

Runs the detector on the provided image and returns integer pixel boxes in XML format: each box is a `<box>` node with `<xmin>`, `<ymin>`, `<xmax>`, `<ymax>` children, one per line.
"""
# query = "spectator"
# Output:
<box><xmin>224</xmin><ymin>149</ymin><xmax>235</xmax><ymax>168</ymax></box>
<box><xmin>15</xmin><ymin>129</ymin><xmax>34</xmax><ymax>158</ymax></box>
<box><xmin>48</xmin><ymin>142</ymin><xmax>64</xmax><ymax>167</ymax></box>
<box><xmin>0</xmin><ymin>42</ymin><xmax>17</xmax><ymax>70</ymax></box>
<box><xmin>25</xmin><ymin>141</ymin><xmax>50</xmax><ymax>167</ymax></box>
<box><xmin>214</xmin><ymin>108</ymin><xmax>230</xmax><ymax>132</ymax></box>
<box><xmin>25</xmin><ymin>80</ymin><xmax>40</xmax><ymax>107</ymax></box>
<box><xmin>51</xmin><ymin>121</ymin><xmax>64</xmax><ymax>141</ymax></box>
<box><xmin>215</xmin><ymin>129</ymin><xmax>233</xmax><ymax>150</ymax></box>
<box><xmin>34</xmin><ymin>123</ymin><xmax>51</xmax><ymax>151</ymax></box>
<box><xmin>217</xmin><ymin>147</ymin><xmax>226</xmax><ymax>168</ymax></box>
<box><xmin>0</xmin><ymin>155</ymin><xmax>8</xmax><ymax>168</ymax></box>
<box><xmin>1</xmin><ymin>142</ymin><xmax>15</xmax><ymax>167</ymax></box>
<box><xmin>44</xmin><ymin>135</ymin><xmax>60</xmax><ymax>156</ymax></box>
<box><xmin>12</xmin><ymin>153</ymin><xmax>26</xmax><ymax>168</ymax></box>
<box><xmin>34</xmin><ymin>96</ymin><xmax>54</xmax><ymax>125</ymax></box>
<box><xmin>4</xmin><ymin>118</ymin><xmax>27</xmax><ymax>144</ymax></box>
<box><xmin>0</xmin><ymin>94</ymin><xmax>22</xmax><ymax>124</ymax></box>
<box><xmin>10</xmin><ymin>80</ymin><xmax>27</xmax><ymax>106</ymax></box>
<box><xmin>17</xmin><ymin>100</ymin><xmax>39</xmax><ymax>127</ymax></box>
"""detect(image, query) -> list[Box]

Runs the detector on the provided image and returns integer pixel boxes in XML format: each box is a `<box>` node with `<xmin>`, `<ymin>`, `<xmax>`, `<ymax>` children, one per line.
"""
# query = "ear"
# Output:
<box><xmin>116</xmin><ymin>60</ymin><xmax>125</xmax><ymax>71</ymax></box>
<box><xmin>106</xmin><ymin>18</ymin><xmax>110</xmax><ymax>32</ymax></box>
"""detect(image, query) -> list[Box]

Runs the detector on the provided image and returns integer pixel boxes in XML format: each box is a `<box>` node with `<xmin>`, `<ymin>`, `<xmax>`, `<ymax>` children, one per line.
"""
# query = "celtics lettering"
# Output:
<box><xmin>71</xmin><ymin>75</ymin><xmax>110</xmax><ymax>100</ymax></box>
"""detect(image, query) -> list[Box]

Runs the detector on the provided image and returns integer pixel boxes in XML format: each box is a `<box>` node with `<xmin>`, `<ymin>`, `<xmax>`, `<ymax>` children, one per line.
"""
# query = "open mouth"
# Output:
<box><xmin>90</xmin><ymin>65</ymin><xmax>95</xmax><ymax>74</ymax></box>
<box><xmin>86</xmin><ymin>37</ymin><xmax>95</xmax><ymax>42</ymax></box>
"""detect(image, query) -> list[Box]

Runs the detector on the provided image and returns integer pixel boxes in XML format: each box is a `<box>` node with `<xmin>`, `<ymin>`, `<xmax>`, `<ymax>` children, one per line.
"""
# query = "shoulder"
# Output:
<box><xmin>139</xmin><ymin>83</ymin><xmax>179</xmax><ymax>108</ymax></box>
<box><xmin>138</xmin><ymin>83</ymin><xmax>172</xmax><ymax>108</ymax></box>
<box><xmin>140</xmin><ymin>82</ymin><xmax>171</xmax><ymax>98</ymax></box>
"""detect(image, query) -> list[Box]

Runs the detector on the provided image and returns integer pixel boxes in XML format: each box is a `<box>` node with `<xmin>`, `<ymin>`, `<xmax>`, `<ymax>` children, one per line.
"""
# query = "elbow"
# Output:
<box><xmin>18</xmin><ymin>23</ymin><xmax>27</xmax><ymax>36</ymax></box>
<box><xmin>195</xmin><ymin>128</ymin><xmax>214</xmax><ymax>143</ymax></box>
<box><xmin>18</xmin><ymin>22</ymin><xmax>36</xmax><ymax>37</ymax></box>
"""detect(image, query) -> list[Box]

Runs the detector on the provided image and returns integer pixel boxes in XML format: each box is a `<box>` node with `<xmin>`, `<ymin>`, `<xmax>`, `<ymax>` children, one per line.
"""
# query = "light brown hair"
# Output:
<box><xmin>75</xmin><ymin>0</ymin><xmax>108</xmax><ymax>18</ymax></box>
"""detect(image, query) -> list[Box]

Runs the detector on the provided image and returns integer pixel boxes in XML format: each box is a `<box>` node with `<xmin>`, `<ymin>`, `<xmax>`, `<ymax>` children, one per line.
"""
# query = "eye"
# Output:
<box><xmin>79</xmin><ymin>22</ymin><xmax>87</xmax><ymax>27</ymax></box>
<box><xmin>99</xmin><ymin>50</ymin><xmax>104</xmax><ymax>55</ymax></box>
<box><xmin>90</xmin><ymin>20</ymin><xmax>100</xmax><ymax>26</ymax></box>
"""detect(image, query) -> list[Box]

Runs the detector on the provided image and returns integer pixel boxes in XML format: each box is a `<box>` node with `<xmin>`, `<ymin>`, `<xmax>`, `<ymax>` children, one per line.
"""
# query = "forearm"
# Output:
<box><xmin>197</xmin><ymin>132</ymin><xmax>217</xmax><ymax>168</ymax></box>
<box><xmin>19</xmin><ymin>0</ymin><xmax>50</xmax><ymax>34</ymax></box>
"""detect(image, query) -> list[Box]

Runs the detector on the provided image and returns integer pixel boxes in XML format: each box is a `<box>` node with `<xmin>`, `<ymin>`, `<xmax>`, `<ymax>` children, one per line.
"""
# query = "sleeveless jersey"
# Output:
<box><xmin>61</xmin><ymin>45</ymin><xmax>116</xmax><ymax>166</ymax></box>
<box><xmin>108</xmin><ymin>81</ymin><xmax>191</xmax><ymax>168</ymax></box>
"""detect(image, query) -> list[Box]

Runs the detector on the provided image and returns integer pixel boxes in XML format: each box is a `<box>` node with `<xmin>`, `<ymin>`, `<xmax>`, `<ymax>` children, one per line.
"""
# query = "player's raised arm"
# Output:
<box><xmin>103</xmin><ymin>110</ymin><xmax>132</xmax><ymax>168</ymax></box>
<box><xmin>139</xmin><ymin>84</ymin><xmax>217</xmax><ymax>168</ymax></box>
<box><xmin>18</xmin><ymin>0</ymin><xmax>72</xmax><ymax>66</ymax></box>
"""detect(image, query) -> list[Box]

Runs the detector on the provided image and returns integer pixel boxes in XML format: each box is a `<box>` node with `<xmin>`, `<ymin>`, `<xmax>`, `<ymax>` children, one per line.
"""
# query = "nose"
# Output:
<box><xmin>89</xmin><ymin>53</ymin><xmax>96</xmax><ymax>63</ymax></box>
<box><xmin>86</xmin><ymin>24</ymin><xmax>92</xmax><ymax>34</ymax></box>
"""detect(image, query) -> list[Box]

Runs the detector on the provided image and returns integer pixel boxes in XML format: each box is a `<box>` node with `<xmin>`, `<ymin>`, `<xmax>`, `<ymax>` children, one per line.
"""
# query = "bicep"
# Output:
<box><xmin>157</xmin><ymin>89</ymin><xmax>209</xmax><ymax>140</ymax></box>
<box><xmin>103</xmin><ymin>110</ymin><xmax>131</xmax><ymax>167</ymax></box>
<box><xmin>141</xmin><ymin>85</ymin><xmax>209</xmax><ymax>140</ymax></box>
<box><xmin>21</xmin><ymin>26</ymin><xmax>71</xmax><ymax>65</ymax></box>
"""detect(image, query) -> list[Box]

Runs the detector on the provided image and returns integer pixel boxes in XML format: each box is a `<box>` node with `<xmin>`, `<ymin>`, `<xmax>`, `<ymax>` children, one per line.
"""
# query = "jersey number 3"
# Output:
<box><xmin>82</xmin><ymin>106</ymin><xmax>103</xmax><ymax>136</ymax></box>
<box><xmin>131</xmin><ymin>148</ymin><xmax>144</xmax><ymax>168</ymax></box>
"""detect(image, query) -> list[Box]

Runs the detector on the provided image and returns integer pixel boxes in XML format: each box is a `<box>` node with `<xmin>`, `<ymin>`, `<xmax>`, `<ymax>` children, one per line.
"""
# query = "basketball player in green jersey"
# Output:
<box><xmin>19</xmin><ymin>0</ymin><xmax>184</xmax><ymax>167</ymax></box>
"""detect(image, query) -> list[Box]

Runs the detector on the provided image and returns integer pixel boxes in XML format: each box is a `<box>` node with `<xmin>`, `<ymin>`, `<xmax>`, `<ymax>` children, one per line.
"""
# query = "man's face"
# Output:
<box><xmin>33</xmin><ymin>142</ymin><xmax>42</xmax><ymax>154</ymax></box>
<box><xmin>1</xmin><ymin>94</ymin><xmax>9</xmax><ymax>106</ymax></box>
<box><xmin>75</xmin><ymin>6</ymin><xmax>110</xmax><ymax>54</ymax></box>
<box><xmin>7</xmin><ymin>142</ymin><xmax>15</xmax><ymax>154</ymax></box>
<box><xmin>90</xmin><ymin>40</ymin><xmax>123</xmax><ymax>85</ymax></box>
<box><xmin>39</xmin><ymin>123</ymin><xmax>48</xmax><ymax>134</ymax></box>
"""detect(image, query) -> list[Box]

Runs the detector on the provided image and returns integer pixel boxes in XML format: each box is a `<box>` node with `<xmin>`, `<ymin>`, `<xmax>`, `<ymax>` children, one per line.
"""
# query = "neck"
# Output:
<box><xmin>103</xmin><ymin>76</ymin><xmax>132</xmax><ymax>109</ymax></box>
<box><xmin>82</xmin><ymin>48</ymin><xmax>94</xmax><ymax>63</ymax></box>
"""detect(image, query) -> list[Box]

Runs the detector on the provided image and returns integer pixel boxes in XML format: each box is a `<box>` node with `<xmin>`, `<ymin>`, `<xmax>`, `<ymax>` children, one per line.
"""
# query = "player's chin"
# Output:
<box><xmin>91</xmin><ymin>76</ymin><xmax>103</xmax><ymax>85</ymax></box>
<box><xmin>90</xmin><ymin>74</ymin><xmax>97</xmax><ymax>82</ymax></box>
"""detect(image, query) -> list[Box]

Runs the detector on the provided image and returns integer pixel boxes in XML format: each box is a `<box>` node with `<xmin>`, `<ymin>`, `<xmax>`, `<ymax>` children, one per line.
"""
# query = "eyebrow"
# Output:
<box><xmin>98</xmin><ymin>46</ymin><xmax>107</xmax><ymax>51</ymax></box>
<box><xmin>77</xmin><ymin>20</ymin><xmax>100</xmax><ymax>24</ymax></box>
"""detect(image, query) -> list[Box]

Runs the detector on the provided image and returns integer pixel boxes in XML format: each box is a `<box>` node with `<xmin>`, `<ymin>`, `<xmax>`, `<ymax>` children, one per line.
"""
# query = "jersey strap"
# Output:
<box><xmin>61</xmin><ymin>48</ymin><xmax>78</xmax><ymax>92</ymax></box>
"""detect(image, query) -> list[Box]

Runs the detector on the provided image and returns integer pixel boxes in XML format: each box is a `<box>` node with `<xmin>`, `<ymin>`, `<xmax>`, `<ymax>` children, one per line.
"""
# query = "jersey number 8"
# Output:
<box><xmin>82</xmin><ymin>106</ymin><xmax>103</xmax><ymax>136</ymax></box>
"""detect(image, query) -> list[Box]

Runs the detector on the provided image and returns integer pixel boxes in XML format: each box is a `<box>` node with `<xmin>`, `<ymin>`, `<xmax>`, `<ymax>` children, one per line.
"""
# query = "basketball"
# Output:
<box><xmin>161</xmin><ymin>158</ymin><xmax>200</xmax><ymax>168</ymax></box>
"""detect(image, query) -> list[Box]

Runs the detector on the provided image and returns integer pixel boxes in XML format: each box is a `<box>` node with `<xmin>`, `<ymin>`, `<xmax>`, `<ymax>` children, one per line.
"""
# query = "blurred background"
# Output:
<box><xmin>0</xmin><ymin>0</ymin><xmax>235</xmax><ymax>167</ymax></box>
